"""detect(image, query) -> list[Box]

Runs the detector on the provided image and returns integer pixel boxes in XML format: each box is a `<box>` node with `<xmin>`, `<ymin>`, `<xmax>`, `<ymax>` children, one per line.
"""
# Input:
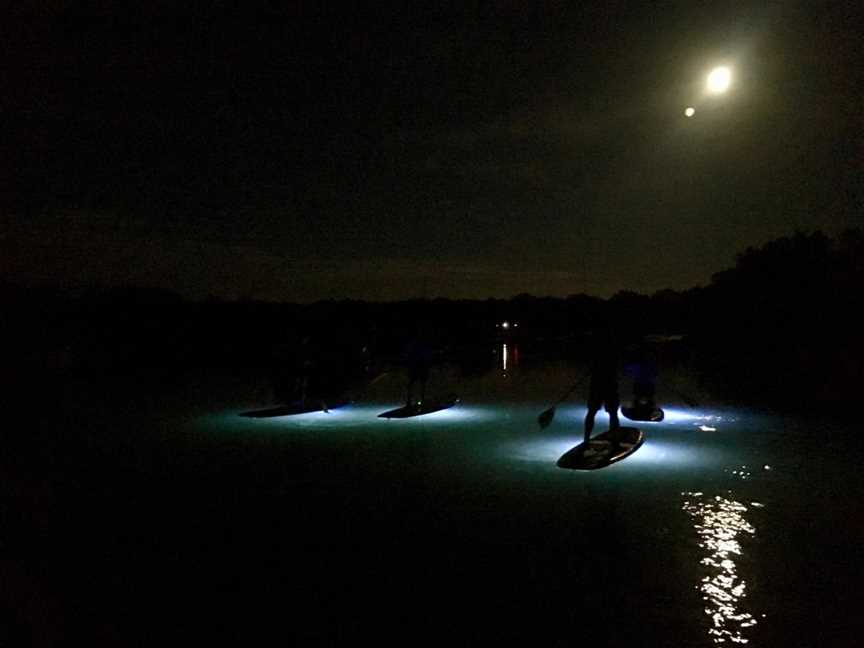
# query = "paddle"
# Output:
<box><xmin>368</xmin><ymin>370</ymin><xmax>391</xmax><ymax>386</ymax></box>
<box><xmin>537</xmin><ymin>372</ymin><xmax>589</xmax><ymax>430</ymax></box>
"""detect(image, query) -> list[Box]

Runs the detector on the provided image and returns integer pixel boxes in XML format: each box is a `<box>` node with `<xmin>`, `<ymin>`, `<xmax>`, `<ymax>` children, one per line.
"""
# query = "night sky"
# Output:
<box><xmin>3</xmin><ymin>2</ymin><xmax>862</xmax><ymax>301</ymax></box>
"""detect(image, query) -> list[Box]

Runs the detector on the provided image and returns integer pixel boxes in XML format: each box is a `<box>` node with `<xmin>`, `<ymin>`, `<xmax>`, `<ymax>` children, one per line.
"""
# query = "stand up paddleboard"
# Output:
<box><xmin>239</xmin><ymin>400</ymin><xmax>350</xmax><ymax>418</ymax></box>
<box><xmin>622</xmin><ymin>404</ymin><xmax>665</xmax><ymax>422</ymax></box>
<box><xmin>557</xmin><ymin>426</ymin><xmax>644</xmax><ymax>471</ymax></box>
<box><xmin>378</xmin><ymin>394</ymin><xmax>459</xmax><ymax>419</ymax></box>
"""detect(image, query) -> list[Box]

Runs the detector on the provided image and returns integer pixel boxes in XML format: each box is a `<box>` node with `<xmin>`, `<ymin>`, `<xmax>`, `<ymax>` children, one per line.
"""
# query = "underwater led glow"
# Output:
<box><xmin>204</xmin><ymin>402</ymin><xmax>509</xmax><ymax>438</ymax></box>
<box><xmin>626</xmin><ymin>439</ymin><xmax>726</xmax><ymax>470</ymax></box>
<box><xmin>504</xmin><ymin>436</ymin><xmax>575</xmax><ymax>465</ymax></box>
<box><xmin>683</xmin><ymin>492</ymin><xmax>759</xmax><ymax>644</ymax></box>
<box><xmin>660</xmin><ymin>407</ymin><xmax>706</xmax><ymax>424</ymax></box>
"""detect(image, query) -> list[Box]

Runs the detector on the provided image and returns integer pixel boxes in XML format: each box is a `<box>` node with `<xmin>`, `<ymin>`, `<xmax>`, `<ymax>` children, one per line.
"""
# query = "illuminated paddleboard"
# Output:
<box><xmin>239</xmin><ymin>400</ymin><xmax>350</xmax><ymax>418</ymax></box>
<box><xmin>557</xmin><ymin>427</ymin><xmax>644</xmax><ymax>471</ymax></box>
<box><xmin>378</xmin><ymin>394</ymin><xmax>460</xmax><ymax>419</ymax></box>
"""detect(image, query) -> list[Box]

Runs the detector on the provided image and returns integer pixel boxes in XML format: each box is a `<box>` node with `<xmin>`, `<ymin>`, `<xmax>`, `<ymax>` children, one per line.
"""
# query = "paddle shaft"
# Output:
<box><xmin>553</xmin><ymin>371</ymin><xmax>589</xmax><ymax>407</ymax></box>
<box><xmin>536</xmin><ymin>371</ymin><xmax>589</xmax><ymax>428</ymax></box>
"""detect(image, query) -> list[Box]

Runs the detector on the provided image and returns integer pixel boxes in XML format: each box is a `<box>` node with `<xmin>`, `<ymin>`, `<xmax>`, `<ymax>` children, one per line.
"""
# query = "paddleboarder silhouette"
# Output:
<box><xmin>404</xmin><ymin>322</ymin><xmax>434</xmax><ymax>408</ymax></box>
<box><xmin>292</xmin><ymin>335</ymin><xmax>314</xmax><ymax>403</ymax></box>
<box><xmin>290</xmin><ymin>334</ymin><xmax>333</xmax><ymax>411</ymax></box>
<box><xmin>584</xmin><ymin>323</ymin><xmax>621</xmax><ymax>444</ymax></box>
<box><xmin>628</xmin><ymin>345</ymin><xmax>658</xmax><ymax>413</ymax></box>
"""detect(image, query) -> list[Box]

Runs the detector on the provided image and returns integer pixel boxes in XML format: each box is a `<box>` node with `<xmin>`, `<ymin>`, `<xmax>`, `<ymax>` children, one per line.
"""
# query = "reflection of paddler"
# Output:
<box><xmin>292</xmin><ymin>336</ymin><xmax>312</xmax><ymax>405</ymax></box>
<box><xmin>293</xmin><ymin>335</ymin><xmax>328</xmax><ymax>410</ymax></box>
<box><xmin>271</xmin><ymin>341</ymin><xmax>299</xmax><ymax>404</ymax></box>
<box><xmin>626</xmin><ymin>346</ymin><xmax>658</xmax><ymax>411</ymax></box>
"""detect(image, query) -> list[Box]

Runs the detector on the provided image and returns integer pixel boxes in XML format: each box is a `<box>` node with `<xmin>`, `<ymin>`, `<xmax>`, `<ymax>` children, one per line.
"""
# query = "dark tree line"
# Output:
<box><xmin>688</xmin><ymin>229</ymin><xmax>864</xmax><ymax>408</ymax></box>
<box><xmin>3</xmin><ymin>229</ymin><xmax>861</xmax><ymax>412</ymax></box>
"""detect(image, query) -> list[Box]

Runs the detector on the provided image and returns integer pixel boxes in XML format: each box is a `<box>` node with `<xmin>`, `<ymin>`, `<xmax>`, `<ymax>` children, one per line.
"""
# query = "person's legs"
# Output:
<box><xmin>585</xmin><ymin>379</ymin><xmax>605</xmax><ymax>444</ymax></box>
<box><xmin>584</xmin><ymin>406</ymin><xmax>599</xmax><ymax>444</ymax></box>
<box><xmin>605</xmin><ymin>388</ymin><xmax>621</xmax><ymax>430</ymax></box>
<box><xmin>606</xmin><ymin>399</ymin><xmax>620</xmax><ymax>430</ymax></box>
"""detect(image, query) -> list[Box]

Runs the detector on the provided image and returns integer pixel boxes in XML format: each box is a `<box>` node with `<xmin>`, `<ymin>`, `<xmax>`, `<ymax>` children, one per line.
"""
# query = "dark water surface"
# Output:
<box><xmin>6</xmin><ymin>363</ymin><xmax>863</xmax><ymax>646</ymax></box>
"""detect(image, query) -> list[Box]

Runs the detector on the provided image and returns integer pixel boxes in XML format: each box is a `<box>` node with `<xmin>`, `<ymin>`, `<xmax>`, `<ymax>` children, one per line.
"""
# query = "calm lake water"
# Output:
<box><xmin>16</xmin><ymin>355</ymin><xmax>862</xmax><ymax>646</ymax></box>
<box><xmin>180</xmin><ymin>361</ymin><xmax>861</xmax><ymax>647</ymax></box>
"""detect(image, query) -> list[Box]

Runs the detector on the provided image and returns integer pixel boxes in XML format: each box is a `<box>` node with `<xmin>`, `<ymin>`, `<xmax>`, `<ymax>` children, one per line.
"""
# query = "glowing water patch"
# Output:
<box><xmin>626</xmin><ymin>439</ymin><xmax>725</xmax><ymax>469</ymax></box>
<box><xmin>682</xmin><ymin>492</ymin><xmax>760</xmax><ymax>644</ymax></box>
<box><xmin>504</xmin><ymin>436</ymin><xmax>575</xmax><ymax>465</ymax></box>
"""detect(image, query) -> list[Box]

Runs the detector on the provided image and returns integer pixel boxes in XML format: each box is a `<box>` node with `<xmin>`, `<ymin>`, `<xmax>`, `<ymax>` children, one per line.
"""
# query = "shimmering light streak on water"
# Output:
<box><xmin>682</xmin><ymin>492</ymin><xmax>760</xmax><ymax>644</ymax></box>
<box><xmin>729</xmin><ymin>466</ymin><xmax>753</xmax><ymax>481</ymax></box>
<box><xmin>628</xmin><ymin>440</ymin><xmax>719</xmax><ymax>468</ymax></box>
<box><xmin>660</xmin><ymin>408</ymin><xmax>743</xmax><ymax>430</ymax></box>
<box><xmin>660</xmin><ymin>407</ymin><xmax>705</xmax><ymax>424</ymax></box>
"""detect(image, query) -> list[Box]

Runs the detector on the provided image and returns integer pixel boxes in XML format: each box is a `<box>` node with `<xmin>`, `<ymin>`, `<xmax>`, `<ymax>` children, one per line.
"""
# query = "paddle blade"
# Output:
<box><xmin>537</xmin><ymin>406</ymin><xmax>556</xmax><ymax>429</ymax></box>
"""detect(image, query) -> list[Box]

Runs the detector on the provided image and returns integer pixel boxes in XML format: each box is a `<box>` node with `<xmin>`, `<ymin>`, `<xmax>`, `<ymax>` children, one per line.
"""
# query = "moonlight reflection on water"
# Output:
<box><xmin>683</xmin><ymin>491</ymin><xmax>760</xmax><ymax>644</ymax></box>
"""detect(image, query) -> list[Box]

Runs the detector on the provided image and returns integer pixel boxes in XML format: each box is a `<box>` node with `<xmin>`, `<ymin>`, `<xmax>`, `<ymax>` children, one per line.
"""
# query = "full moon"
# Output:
<box><xmin>707</xmin><ymin>66</ymin><xmax>731</xmax><ymax>93</ymax></box>
<box><xmin>685</xmin><ymin>107</ymin><xmax>695</xmax><ymax>117</ymax></box>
